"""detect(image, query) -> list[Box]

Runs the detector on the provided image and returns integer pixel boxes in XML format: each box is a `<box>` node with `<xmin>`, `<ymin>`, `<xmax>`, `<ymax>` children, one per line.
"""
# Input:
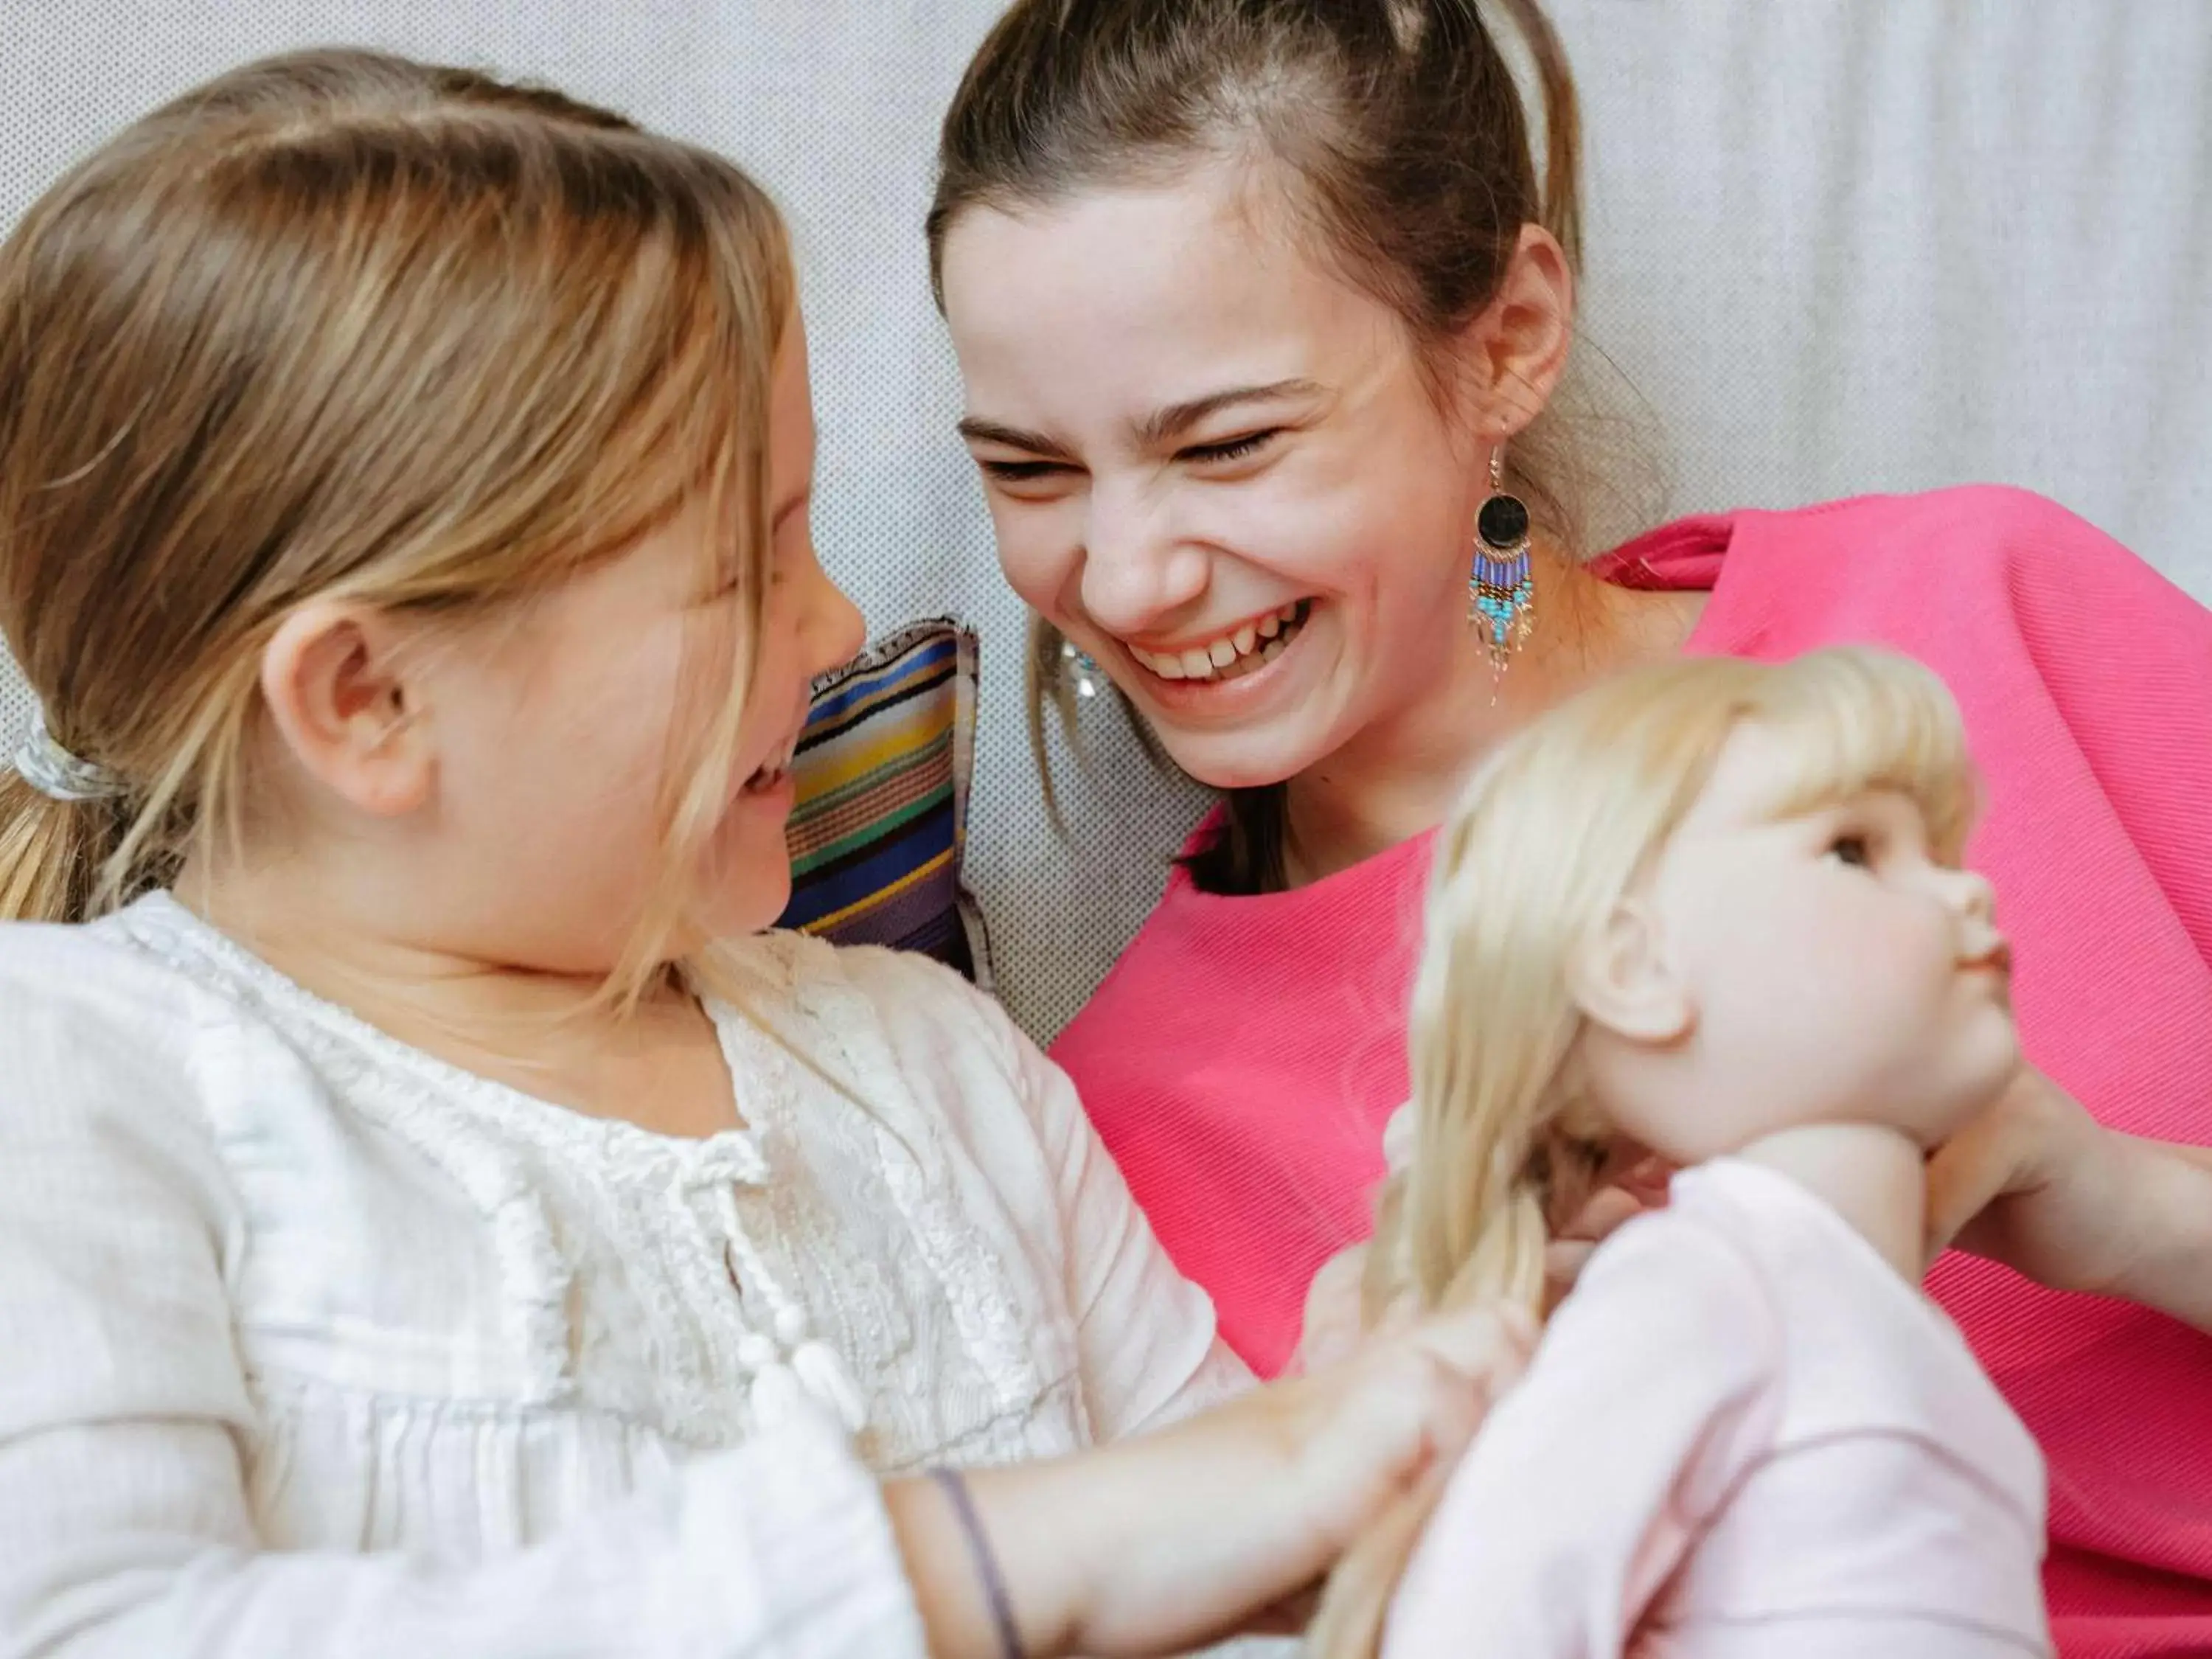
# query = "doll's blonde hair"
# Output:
<box><xmin>1310</xmin><ymin>645</ymin><xmax>1980</xmax><ymax>1658</ymax></box>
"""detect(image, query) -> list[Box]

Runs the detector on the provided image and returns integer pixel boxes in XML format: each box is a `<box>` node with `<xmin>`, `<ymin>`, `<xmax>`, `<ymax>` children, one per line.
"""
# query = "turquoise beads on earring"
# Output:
<box><xmin>1470</xmin><ymin>448</ymin><xmax>1535</xmax><ymax>669</ymax></box>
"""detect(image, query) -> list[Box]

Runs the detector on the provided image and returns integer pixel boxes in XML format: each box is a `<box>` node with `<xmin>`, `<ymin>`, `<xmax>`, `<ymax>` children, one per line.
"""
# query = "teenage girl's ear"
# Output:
<box><xmin>260</xmin><ymin>601</ymin><xmax>437</xmax><ymax>818</ymax></box>
<box><xmin>1565</xmin><ymin>897</ymin><xmax>1694</xmax><ymax>1046</ymax></box>
<box><xmin>1453</xmin><ymin>223</ymin><xmax>1576</xmax><ymax>440</ymax></box>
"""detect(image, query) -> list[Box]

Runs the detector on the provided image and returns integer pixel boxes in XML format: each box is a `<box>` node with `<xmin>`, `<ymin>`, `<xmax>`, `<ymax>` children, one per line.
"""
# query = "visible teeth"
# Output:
<box><xmin>754</xmin><ymin>734</ymin><xmax>799</xmax><ymax>782</ymax></box>
<box><xmin>1130</xmin><ymin>604</ymin><xmax>1310</xmax><ymax>684</ymax></box>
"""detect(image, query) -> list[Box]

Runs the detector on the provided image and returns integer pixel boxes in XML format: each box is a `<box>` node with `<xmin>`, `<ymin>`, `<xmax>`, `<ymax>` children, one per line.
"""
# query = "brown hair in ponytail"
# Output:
<box><xmin>928</xmin><ymin>0</ymin><xmax>1589</xmax><ymax>892</ymax></box>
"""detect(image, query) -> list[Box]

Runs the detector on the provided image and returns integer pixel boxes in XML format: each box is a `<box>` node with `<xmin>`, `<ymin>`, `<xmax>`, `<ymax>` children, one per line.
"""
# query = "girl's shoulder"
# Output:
<box><xmin>0</xmin><ymin>905</ymin><xmax>245</xmax><ymax>1079</ymax></box>
<box><xmin>0</xmin><ymin>906</ymin><xmax>262</xmax><ymax>1242</ymax></box>
<box><xmin>719</xmin><ymin>929</ymin><xmax>1013</xmax><ymax>1054</ymax></box>
<box><xmin>1674</xmin><ymin>484</ymin><xmax>2208</xmax><ymax>667</ymax></box>
<box><xmin>711</xmin><ymin>930</ymin><xmax>1040</xmax><ymax>1139</ymax></box>
<box><xmin>1734</xmin><ymin>484</ymin><xmax>2161</xmax><ymax>603</ymax></box>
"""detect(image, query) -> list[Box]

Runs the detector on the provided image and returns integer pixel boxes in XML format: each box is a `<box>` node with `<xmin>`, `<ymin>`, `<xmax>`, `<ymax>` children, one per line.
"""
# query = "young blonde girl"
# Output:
<box><xmin>1311</xmin><ymin>649</ymin><xmax>2050</xmax><ymax>1657</ymax></box>
<box><xmin>0</xmin><ymin>51</ymin><xmax>1518</xmax><ymax>1658</ymax></box>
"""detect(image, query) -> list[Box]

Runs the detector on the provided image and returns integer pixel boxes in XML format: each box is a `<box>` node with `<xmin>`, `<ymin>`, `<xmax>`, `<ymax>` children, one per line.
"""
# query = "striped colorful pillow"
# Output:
<box><xmin>776</xmin><ymin>618</ymin><xmax>988</xmax><ymax>984</ymax></box>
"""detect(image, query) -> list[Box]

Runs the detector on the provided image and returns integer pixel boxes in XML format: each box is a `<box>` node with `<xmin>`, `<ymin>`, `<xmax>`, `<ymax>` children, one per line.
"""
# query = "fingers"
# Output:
<box><xmin>1615</xmin><ymin>1154</ymin><xmax>1675</xmax><ymax>1206</ymax></box>
<box><xmin>1296</xmin><ymin>1244</ymin><xmax>1371</xmax><ymax>1375</ymax></box>
<box><xmin>1558</xmin><ymin>1182</ymin><xmax>1646</xmax><ymax>1244</ymax></box>
<box><xmin>1284</xmin><ymin>1321</ymin><xmax>1494</xmax><ymax>1554</ymax></box>
<box><xmin>1242</xmin><ymin>1585</ymin><xmax>1321</xmax><ymax>1636</ymax></box>
<box><xmin>1400</xmin><ymin>1300</ymin><xmax>1537</xmax><ymax>1406</ymax></box>
<box><xmin>1596</xmin><ymin>1138</ymin><xmax>1670</xmax><ymax>1193</ymax></box>
<box><xmin>1923</xmin><ymin>1117</ymin><xmax>2011</xmax><ymax>1260</ymax></box>
<box><xmin>1545</xmin><ymin>1169</ymin><xmax>1665</xmax><ymax>1310</ymax></box>
<box><xmin>1541</xmin><ymin>1238</ymin><xmax>1596</xmax><ymax>1314</ymax></box>
<box><xmin>1279</xmin><ymin>1298</ymin><xmax>1543</xmax><ymax>1571</ymax></box>
<box><xmin>1922</xmin><ymin>1081</ymin><xmax>2053</xmax><ymax>1265</ymax></box>
<box><xmin>1335</xmin><ymin>1303</ymin><xmax>1532</xmax><ymax>1481</ymax></box>
<box><xmin>1559</xmin><ymin>1152</ymin><xmax>1671</xmax><ymax>1248</ymax></box>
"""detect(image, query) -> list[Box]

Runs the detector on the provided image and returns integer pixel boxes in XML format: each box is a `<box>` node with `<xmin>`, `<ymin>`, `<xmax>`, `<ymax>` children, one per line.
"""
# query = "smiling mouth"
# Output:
<box><xmin>1125</xmin><ymin>601</ymin><xmax>1312</xmax><ymax>686</ymax></box>
<box><xmin>742</xmin><ymin>726</ymin><xmax>804</xmax><ymax>796</ymax></box>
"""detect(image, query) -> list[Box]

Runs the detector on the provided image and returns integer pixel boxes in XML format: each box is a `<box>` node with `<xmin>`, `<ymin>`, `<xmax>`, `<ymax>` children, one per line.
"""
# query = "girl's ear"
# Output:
<box><xmin>1446</xmin><ymin>222</ymin><xmax>1576</xmax><ymax>442</ymax></box>
<box><xmin>259</xmin><ymin>601</ymin><xmax>437</xmax><ymax>818</ymax></box>
<box><xmin>1565</xmin><ymin>896</ymin><xmax>1694</xmax><ymax>1046</ymax></box>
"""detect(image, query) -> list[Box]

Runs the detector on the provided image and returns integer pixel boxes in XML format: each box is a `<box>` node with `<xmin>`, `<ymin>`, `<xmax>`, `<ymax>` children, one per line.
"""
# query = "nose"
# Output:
<box><xmin>804</xmin><ymin>555</ymin><xmax>867</xmax><ymax>678</ymax></box>
<box><xmin>1941</xmin><ymin>866</ymin><xmax>2001</xmax><ymax>948</ymax></box>
<box><xmin>1077</xmin><ymin>482</ymin><xmax>1210</xmax><ymax>638</ymax></box>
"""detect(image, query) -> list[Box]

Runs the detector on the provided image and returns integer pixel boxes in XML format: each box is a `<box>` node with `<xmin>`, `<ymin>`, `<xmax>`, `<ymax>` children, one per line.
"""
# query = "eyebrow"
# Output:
<box><xmin>954</xmin><ymin>416</ymin><xmax>1074</xmax><ymax>459</ymax></box>
<box><xmin>1135</xmin><ymin>378</ymin><xmax>1322</xmax><ymax>447</ymax></box>
<box><xmin>955</xmin><ymin>377</ymin><xmax>1324</xmax><ymax>458</ymax></box>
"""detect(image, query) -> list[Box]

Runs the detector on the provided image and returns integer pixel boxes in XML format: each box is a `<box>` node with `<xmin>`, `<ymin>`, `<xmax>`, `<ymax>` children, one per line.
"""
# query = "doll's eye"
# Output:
<box><xmin>1827</xmin><ymin>832</ymin><xmax>1874</xmax><ymax>869</ymax></box>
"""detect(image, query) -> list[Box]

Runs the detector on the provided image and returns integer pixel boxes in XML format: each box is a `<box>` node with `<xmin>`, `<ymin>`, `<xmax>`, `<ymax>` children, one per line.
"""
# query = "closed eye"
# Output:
<box><xmin>1180</xmin><ymin>430</ymin><xmax>1279</xmax><ymax>466</ymax></box>
<box><xmin>978</xmin><ymin>456</ymin><xmax>1071</xmax><ymax>484</ymax></box>
<box><xmin>977</xmin><ymin>428</ymin><xmax>1281</xmax><ymax>484</ymax></box>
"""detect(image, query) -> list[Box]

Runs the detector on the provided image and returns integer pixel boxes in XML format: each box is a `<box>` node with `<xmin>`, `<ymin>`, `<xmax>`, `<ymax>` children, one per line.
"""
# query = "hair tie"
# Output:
<box><xmin>10</xmin><ymin>709</ymin><xmax>128</xmax><ymax>804</ymax></box>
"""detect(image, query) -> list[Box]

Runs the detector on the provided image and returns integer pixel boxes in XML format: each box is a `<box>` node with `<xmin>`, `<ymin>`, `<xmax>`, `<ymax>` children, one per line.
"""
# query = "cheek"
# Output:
<box><xmin>597</xmin><ymin>681</ymin><xmax>692</xmax><ymax>814</ymax></box>
<box><xmin>739</xmin><ymin>613</ymin><xmax>805</xmax><ymax>727</ymax></box>
<box><xmin>986</xmin><ymin>496</ymin><xmax>1079</xmax><ymax>611</ymax></box>
<box><xmin>1290</xmin><ymin>475</ymin><xmax>1481</xmax><ymax>681</ymax></box>
<box><xmin>454</xmin><ymin>656</ymin><xmax>663</xmax><ymax>830</ymax></box>
<box><xmin>498</xmin><ymin>647</ymin><xmax>702</xmax><ymax>880</ymax></box>
<box><xmin>1264</xmin><ymin>435</ymin><xmax>1463</xmax><ymax>585</ymax></box>
<box><xmin>1263</xmin><ymin>488</ymin><xmax>1389</xmax><ymax>594</ymax></box>
<box><xmin>1676</xmin><ymin>875</ymin><xmax>1868</xmax><ymax>1015</ymax></box>
<box><xmin>1790</xmin><ymin>898</ymin><xmax>1956</xmax><ymax>1044</ymax></box>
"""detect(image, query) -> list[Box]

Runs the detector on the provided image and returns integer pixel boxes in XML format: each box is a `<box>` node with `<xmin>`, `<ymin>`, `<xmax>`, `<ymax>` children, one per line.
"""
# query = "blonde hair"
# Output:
<box><xmin>0</xmin><ymin>50</ymin><xmax>792</xmax><ymax>997</ymax></box>
<box><xmin>1310</xmin><ymin>645</ymin><xmax>1979</xmax><ymax>1657</ymax></box>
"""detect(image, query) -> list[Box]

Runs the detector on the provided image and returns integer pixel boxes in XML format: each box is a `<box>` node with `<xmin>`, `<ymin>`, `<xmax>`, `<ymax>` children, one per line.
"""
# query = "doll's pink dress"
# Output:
<box><xmin>1383</xmin><ymin>1158</ymin><xmax>2051</xmax><ymax>1659</ymax></box>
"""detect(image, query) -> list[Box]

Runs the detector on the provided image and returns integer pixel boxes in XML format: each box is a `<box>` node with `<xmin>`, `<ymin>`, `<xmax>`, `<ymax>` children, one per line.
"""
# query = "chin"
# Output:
<box><xmin>700</xmin><ymin>883</ymin><xmax>790</xmax><ymax>943</ymax></box>
<box><xmin>1975</xmin><ymin>1011</ymin><xmax>2024</xmax><ymax>1093</ymax></box>
<box><xmin>1927</xmin><ymin>1029</ymin><xmax>2023</xmax><ymax>1140</ymax></box>
<box><xmin>689</xmin><ymin>860</ymin><xmax>793</xmax><ymax>945</ymax></box>
<box><xmin>1150</xmin><ymin>726</ymin><xmax>1325</xmax><ymax>793</ymax></box>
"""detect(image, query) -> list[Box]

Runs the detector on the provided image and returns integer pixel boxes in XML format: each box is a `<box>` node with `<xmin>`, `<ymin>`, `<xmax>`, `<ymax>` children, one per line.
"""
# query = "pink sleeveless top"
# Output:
<box><xmin>1051</xmin><ymin>487</ymin><xmax>2212</xmax><ymax>1657</ymax></box>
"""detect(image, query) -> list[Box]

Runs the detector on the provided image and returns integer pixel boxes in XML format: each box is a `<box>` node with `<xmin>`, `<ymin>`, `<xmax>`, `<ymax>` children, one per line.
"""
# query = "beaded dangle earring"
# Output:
<box><xmin>1469</xmin><ymin>446</ymin><xmax>1535</xmax><ymax>671</ymax></box>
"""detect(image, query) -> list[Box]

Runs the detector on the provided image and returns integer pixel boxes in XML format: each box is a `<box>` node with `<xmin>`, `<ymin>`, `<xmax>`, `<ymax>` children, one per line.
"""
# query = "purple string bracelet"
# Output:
<box><xmin>928</xmin><ymin>1467</ymin><xmax>1024</xmax><ymax>1659</ymax></box>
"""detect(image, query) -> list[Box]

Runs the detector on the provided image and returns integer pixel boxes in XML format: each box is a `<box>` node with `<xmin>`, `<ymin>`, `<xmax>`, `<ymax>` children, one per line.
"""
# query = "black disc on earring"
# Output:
<box><xmin>1478</xmin><ymin>492</ymin><xmax>1530</xmax><ymax>552</ymax></box>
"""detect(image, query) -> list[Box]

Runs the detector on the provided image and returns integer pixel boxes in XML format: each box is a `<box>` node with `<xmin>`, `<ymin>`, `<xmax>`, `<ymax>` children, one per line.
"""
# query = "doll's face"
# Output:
<box><xmin>1602</xmin><ymin>721</ymin><xmax>2017</xmax><ymax>1163</ymax></box>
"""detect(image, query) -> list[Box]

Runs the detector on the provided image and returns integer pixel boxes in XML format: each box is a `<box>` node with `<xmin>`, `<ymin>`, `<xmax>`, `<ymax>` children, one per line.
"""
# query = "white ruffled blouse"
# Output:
<box><xmin>0</xmin><ymin>894</ymin><xmax>1253</xmax><ymax>1656</ymax></box>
